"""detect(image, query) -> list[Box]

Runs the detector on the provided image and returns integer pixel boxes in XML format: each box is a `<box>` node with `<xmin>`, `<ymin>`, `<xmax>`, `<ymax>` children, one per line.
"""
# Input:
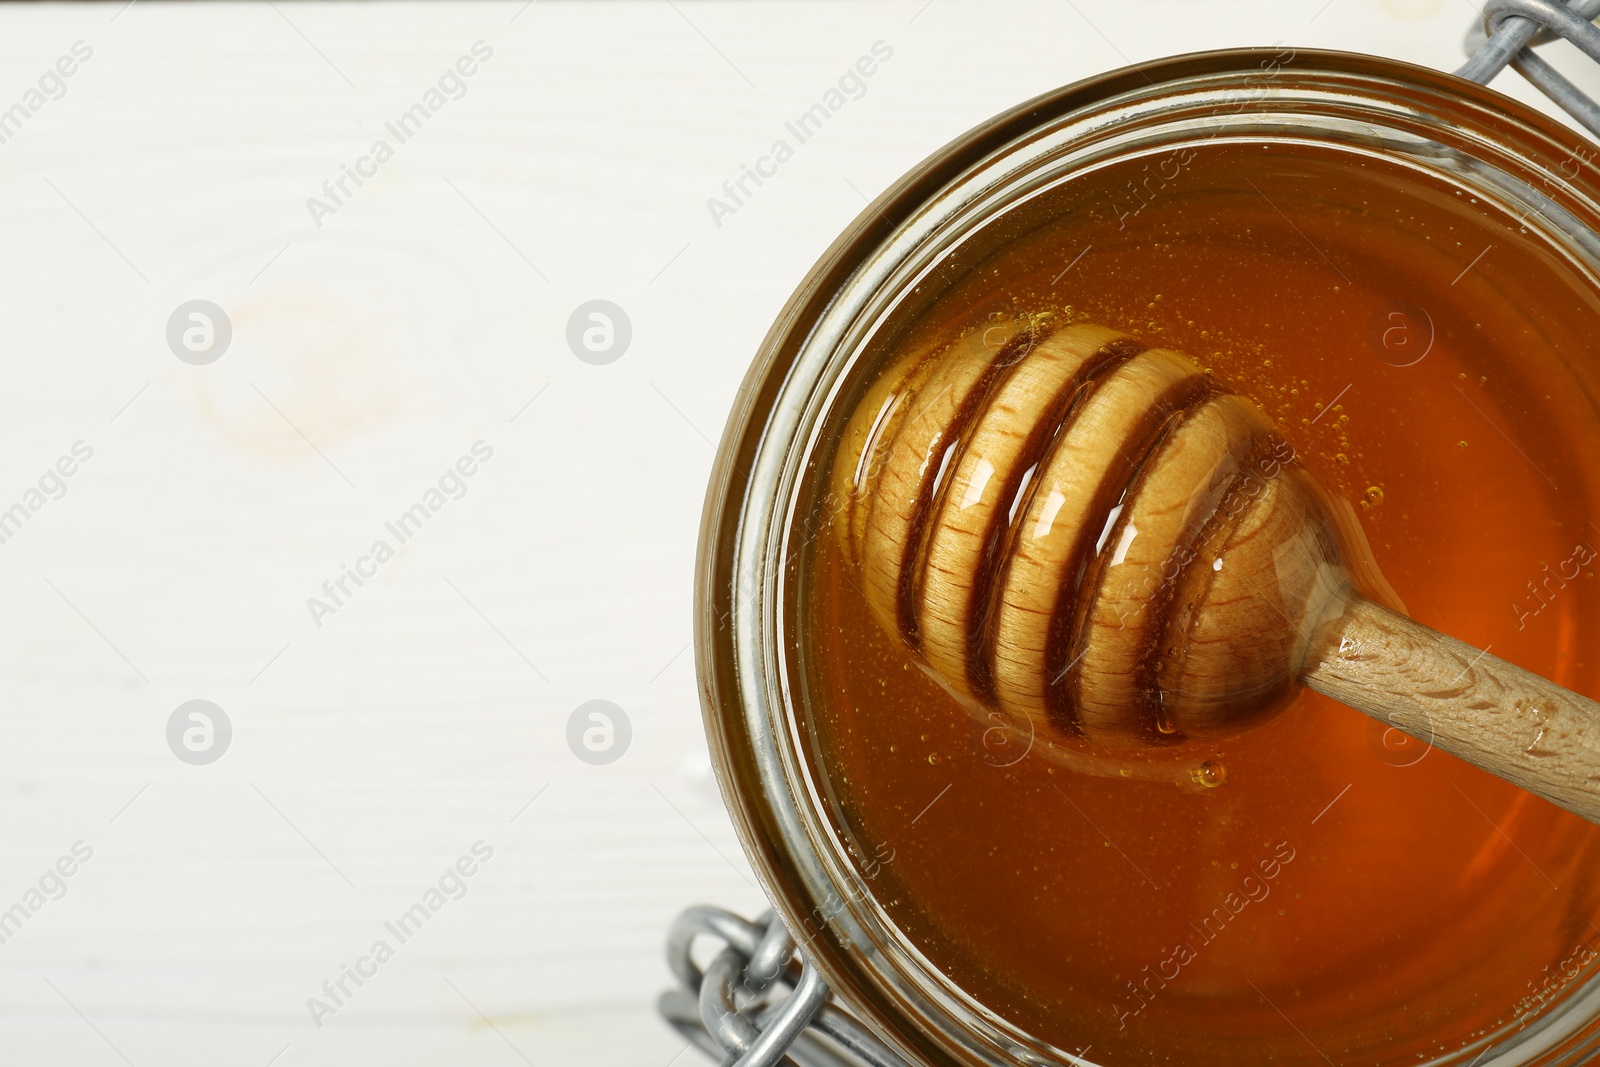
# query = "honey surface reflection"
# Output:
<box><xmin>803</xmin><ymin>141</ymin><xmax>1600</xmax><ymax>1064</ymax></box>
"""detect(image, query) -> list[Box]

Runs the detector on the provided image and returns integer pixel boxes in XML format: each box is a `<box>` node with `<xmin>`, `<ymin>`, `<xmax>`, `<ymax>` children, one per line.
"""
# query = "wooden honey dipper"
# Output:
<box><xmin>832</xmin><ymin>317</ymin><xmax>1600</xmax><ymax>822</ymax></box>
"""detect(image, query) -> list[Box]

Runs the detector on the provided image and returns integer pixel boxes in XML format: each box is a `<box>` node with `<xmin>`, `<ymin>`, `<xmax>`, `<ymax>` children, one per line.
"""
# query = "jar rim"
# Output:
<box><xmin>695</xmin><ymin>46</ymin><xmax>1600</xmax><ymax>1067</ymax></box>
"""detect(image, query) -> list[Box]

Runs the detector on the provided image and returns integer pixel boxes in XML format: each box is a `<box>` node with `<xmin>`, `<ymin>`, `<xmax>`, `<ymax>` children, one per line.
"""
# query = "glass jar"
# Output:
<box><xmin>695</xmin><ymin>48</ymin><xmax>1600</xmax><ymax>1066</ymax></box>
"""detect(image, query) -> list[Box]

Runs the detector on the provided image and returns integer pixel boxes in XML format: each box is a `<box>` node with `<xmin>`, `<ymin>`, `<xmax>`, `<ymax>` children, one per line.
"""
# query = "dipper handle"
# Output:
<box><xmin>1307</xmin><ymin>596</ymin><xmax>1600</xmax><ymax>823</ymax></box>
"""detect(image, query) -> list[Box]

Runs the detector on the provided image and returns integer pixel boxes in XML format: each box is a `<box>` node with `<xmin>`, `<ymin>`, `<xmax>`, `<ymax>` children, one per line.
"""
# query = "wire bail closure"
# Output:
<box><xmin>659</xmin><ymin>905</ymin><xmax>907</xmax><ymax>1066</ymax></box>
<box><xmin>1460</xmin><ymin>0</ymin><xmax>1600</xmax><ymax>136</ymax></box>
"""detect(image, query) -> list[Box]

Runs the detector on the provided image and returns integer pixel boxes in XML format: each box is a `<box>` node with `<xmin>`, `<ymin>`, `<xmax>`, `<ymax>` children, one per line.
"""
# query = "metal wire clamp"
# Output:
<box><xmin>659</xmin><ymin>905</ymin><xmax>907</xmax><ymax>1066</ymax></box>
<box><xmin>1460</xmin><ymin>0</ymin><xmax>1600</xmax><ymax>136</ymax></box>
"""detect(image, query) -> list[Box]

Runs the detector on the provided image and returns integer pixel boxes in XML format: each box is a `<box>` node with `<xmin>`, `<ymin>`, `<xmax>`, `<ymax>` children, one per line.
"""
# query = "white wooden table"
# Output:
<box><xmin>0</xmin><ymin>2</ymin><xmax>1590</xmax><ymax>1064</ymax></box>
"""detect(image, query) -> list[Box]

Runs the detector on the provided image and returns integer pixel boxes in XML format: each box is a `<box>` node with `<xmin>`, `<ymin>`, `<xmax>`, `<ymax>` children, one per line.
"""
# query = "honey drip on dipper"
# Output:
<box><xmin>831</xmin><ymin>314</ymin><xmax>1600</xmax><ymax>822</ymax></box>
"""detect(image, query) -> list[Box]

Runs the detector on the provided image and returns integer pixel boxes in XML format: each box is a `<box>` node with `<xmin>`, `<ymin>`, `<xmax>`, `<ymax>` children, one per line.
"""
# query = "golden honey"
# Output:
<box><xmin>803</xmin><ymin>139</ymin><xmax>1600</xmax><ymax>1064</ymax></box>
